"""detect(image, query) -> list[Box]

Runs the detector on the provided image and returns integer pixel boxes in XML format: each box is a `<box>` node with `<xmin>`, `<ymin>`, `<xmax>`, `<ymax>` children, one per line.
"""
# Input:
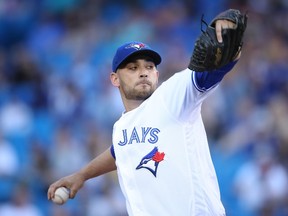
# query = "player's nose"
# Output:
<box><xmin>139</xmin><ymin>68</ymin><xmax>148</xmax><ymax>78</ymax></box>
<box><xmin>140</xmin><ymin>73</ymin><xmax>148</xmax><ymax>78</ymax></box>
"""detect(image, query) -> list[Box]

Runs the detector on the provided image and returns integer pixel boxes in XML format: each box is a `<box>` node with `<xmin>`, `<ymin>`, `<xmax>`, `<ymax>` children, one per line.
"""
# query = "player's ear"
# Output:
<box><xmin>110</xmin><ymin>72</ymin><xmax>120</xmax><ymax>87</ymax></box>
<box><xmin>155</xmin><ymin>70</ymin><xmax>159</xmax><ymax>83</ymax></box>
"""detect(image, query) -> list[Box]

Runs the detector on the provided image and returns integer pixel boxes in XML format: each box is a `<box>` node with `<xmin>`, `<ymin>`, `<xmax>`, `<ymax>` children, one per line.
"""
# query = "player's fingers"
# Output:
<box><xmin>47</xmin><ymin>179</ymin><xmax>70</xmax><ymax>200</ymax></box>
<box><xmin>215</xmin><ymin>22</ymin><xmax>223</xmax><ymax>43</ymax></box>
<box><xmin>69</xmin><ymin>180</ymin><xmax>84</xmax><ymax>199</ymax></box>
<box><xmin>228</xmin><ymin>22</ymin><xmax>237</xmax><ymax>29</ymax></box>
<box><xmin>69</xmin><ymin>187</ymin><xmax>78</xmax><ymax>199</ymax></box>
<box><xmin>47</xmin><ymin>184</ymin><xmax>58</xmax><ymax>200</ymax></box>
<box><xmin>48</xmin><ymin>173</ymin><xmax>84</xmax><ymax>200</ymax></box>
<box><xmin>215</xmin><ymin>20</ymin><xmax>237</xmax><ymax>43</ymax></box>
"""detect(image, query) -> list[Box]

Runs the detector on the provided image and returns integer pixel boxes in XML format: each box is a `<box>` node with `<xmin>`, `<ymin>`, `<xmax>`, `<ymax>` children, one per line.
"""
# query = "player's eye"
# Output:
<box><xmin>146</xmin><ymin>65</ymin><xmax>154</xmax><ymax>70</ymax></box>
<box><xmin>128</xmin><ymin>66</ymin><xmax>137</xmax><ymax>71</ymax></box>
<box><xmin>126</xmin><ymin>63</ymin><xmax>137</xmax><ymax>70</ymax></box>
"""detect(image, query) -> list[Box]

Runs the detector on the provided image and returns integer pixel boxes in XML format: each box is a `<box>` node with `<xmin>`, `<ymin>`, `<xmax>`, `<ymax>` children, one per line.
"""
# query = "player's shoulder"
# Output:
<box><xmin>161</xmin><ymin>68</ymin><xmax>192</xmax><ymax>86</ymax></box>
<box><xmin>152</xmin><ymin>68</ymin><xmax>194</xmax><ymax>99</ymax></box>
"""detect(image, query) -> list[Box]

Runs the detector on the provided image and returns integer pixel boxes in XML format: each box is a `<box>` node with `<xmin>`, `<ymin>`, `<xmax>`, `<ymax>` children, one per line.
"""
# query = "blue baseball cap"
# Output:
<box><xmin>112</xmin><ymin>41</ymin><xmax>162</xmax><ymax>72</ymax></box>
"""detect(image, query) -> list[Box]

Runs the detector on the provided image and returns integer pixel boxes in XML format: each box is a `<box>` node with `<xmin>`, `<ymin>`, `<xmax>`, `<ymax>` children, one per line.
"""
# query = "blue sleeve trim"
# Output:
<box><xmin>110</xmin><ymin>145</ymin><xmax>116</xmax><ymax>159</ymax></box>
<box><xmin>193</xmin><ymin>61</ymin><xmax>237</xmax><ymax>91</ymax></box>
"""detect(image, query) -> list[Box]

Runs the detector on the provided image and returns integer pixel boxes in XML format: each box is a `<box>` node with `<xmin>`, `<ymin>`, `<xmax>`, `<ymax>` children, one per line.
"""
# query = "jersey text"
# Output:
<box><xmin>118</xmin><ymin>127</ymin><xmax>160</xmax><ymax>146</ymax></box>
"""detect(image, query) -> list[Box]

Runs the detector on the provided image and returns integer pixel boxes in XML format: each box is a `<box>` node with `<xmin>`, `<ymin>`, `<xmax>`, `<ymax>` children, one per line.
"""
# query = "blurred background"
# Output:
<box><xmin>0</xmin><ymin>0</ymin><xmax>287</xmax><ymax>215</ymax></box>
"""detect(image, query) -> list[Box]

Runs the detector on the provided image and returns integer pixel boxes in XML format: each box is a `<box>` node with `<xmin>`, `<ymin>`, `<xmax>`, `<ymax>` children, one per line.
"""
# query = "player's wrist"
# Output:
<box><xmin>77</xmin><ymin>169</ymin><xmax>90</xmax><ymax>182</ymax></box>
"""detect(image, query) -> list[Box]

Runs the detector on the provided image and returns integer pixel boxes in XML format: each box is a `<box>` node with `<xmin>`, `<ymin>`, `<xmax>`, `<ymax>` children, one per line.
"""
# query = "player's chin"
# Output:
<box><xmin>135</xmin><ymin>84</ymin><xmax>151</xmax><ymax>92</ymax></box>
<box><xmin>135</xmin><ymin>89</ymin><xmax>153</xmax><ymax>100</ymax></box>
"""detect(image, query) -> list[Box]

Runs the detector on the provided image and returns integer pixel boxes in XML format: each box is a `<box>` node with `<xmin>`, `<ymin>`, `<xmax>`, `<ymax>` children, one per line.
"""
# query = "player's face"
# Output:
<box><xmin>111</xmin><ymin>58</ymin><xmax>159</xmax><ymax>101</ymax></box>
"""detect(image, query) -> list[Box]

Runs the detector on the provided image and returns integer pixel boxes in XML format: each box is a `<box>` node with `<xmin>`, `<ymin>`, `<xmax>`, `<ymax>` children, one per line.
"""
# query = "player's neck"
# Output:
<box><xmin>123</xmin><ymin>99</ymin><xmax>144</xmax><ymax>113</ymax></box>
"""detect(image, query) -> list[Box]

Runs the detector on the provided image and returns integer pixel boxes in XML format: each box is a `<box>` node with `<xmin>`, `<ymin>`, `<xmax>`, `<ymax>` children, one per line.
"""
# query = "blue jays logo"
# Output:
<box><xmin>126</xmin><ymin>42</ymin><xmax>146</xmax><ymax>50</ymax></box>
<box><xmin>136</xmin><ymin>147</ymin><xmax>165</xmax><ymax>177</ymax></box>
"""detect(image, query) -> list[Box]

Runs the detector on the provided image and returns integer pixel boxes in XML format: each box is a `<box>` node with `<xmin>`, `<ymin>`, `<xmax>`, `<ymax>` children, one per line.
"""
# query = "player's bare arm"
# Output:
<box><xmin>47</xmin><ymin>148</ymin><xmax>116</xmax><ymax>200</ymax></box>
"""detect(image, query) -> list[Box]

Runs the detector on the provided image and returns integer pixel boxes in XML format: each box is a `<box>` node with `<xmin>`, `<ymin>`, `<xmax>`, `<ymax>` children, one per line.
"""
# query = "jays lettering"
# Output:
<box><xmin>118</xmin><ymin>127</ymin><xmax>160</xmax><ymax>146</ymax></box>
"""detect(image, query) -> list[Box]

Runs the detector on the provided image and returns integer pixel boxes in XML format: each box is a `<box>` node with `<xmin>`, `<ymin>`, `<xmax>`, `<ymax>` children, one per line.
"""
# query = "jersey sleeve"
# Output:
<box><xmin>156</xmin><ymin>61</ymin><xmax>236</xmax><ymax>122</ymax></box>
<box><xmin>110</xmin><ymin>145</ymin><xmax>116</xmax><ymax>159</ymax></box>
<box><xmin>193</xmin><ymin>61</ymin><xmax>237</xmax><ymax>91</ymax></box>
<box><xmin>156</xmin><ymin>69</ymin><xmax>211</xmax><ymax>122</ymax></box>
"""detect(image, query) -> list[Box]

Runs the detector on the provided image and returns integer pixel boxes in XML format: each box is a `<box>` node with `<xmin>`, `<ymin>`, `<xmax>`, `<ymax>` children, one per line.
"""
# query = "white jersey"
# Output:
<box><xmin>112</xmin><ymin>68</ymin><xmax>226</xmax><ymax>216</ymax></box>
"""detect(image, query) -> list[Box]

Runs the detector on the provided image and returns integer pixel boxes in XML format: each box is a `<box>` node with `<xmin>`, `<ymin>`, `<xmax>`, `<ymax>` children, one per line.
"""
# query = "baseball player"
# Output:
<box><xmin>48</xmin><ymin>9</ymin><xmax>247</xmax><ymax>215</ymax></box>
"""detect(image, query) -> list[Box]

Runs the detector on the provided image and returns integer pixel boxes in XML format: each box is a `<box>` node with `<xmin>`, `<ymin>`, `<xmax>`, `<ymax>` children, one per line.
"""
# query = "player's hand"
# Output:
<box><xmin>215</xmin><ymin>20</ymin><xmax>236</xmax><ymax>43</ymax></box>
<box><xmin>47</xmin><ymin>172</ymin><xmax>86</xmax><ymax>200</ymax></box>
<box><xmin>188</xmin><ymin>9</ymin><xmax>247</xmax><ymax>72</ymax></box>
<box><xmin>215</xmin><ymin>19</ymin><xmax>242</xmax><ymax>60</ymax></box>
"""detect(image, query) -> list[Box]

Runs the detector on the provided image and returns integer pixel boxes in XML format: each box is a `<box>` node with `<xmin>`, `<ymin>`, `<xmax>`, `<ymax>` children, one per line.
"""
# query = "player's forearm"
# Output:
<box><xmin>78</xmin><ymin>148</ymin><xmax>117</xmax><ymax>181</ymax></box>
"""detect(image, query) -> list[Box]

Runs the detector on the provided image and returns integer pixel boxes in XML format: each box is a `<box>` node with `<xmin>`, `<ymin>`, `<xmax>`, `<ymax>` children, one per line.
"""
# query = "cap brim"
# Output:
<box><xmin>128</xmin><ymin>49</ymin><xmax>162</xmax><ymax>65</ymax></box>
<box><xmin>116</xmin><ymin>49</ymin><xmax>161</xmax><ymax>71</ymax></box>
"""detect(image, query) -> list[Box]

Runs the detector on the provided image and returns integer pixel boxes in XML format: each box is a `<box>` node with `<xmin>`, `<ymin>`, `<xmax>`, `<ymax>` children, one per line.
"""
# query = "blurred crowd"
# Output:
<box><xmin>0</xmin><ymin>0</ymin><xmax>287</xmax><ymax>215</ymax></box>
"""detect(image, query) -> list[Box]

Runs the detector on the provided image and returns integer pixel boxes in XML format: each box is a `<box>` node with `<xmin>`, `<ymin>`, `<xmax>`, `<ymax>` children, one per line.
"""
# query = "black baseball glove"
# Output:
<box><xmin>188</xmin><ymin>9</ymin><xmax>248</xmax><ymax>72</ymax></box>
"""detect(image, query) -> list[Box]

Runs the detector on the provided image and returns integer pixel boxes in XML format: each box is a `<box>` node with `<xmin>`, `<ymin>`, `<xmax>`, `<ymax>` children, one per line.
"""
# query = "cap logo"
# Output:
<box><xmin>125</xmin><ymin>43</ymin><xmax>146</xmax><ymax>50</ymax></box>
<box><xmin>112</xmin><ymin>41</ymin><xmax>161</xmax><ymax>72</ymax></box>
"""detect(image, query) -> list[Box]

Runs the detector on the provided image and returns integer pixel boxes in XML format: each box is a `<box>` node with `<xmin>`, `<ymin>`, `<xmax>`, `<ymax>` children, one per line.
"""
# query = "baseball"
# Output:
<box><xmin>52</xmin><ymin>187</ymin><xmax>69</xmax><ymax>205</ymax></box>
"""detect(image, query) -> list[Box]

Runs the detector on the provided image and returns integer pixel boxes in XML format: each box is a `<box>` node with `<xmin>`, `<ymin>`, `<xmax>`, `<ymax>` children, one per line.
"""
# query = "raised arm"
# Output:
<box><xmin>47</xmin><ymin>147</ymin><xmax>116</xmax><ymax>200</ymax></box>
<box><xmin>192</xmin><ymin>11</ymin><xmax>245</xmax><ymax>90</ymax></box>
